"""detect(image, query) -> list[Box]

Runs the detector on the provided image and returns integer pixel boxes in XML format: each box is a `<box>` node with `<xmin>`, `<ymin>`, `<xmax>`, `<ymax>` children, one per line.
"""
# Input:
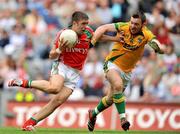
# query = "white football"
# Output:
<box><xmin>59</xmin><ymin>29</ymin><xmax>78</xmax><ymax>48</ymax></box>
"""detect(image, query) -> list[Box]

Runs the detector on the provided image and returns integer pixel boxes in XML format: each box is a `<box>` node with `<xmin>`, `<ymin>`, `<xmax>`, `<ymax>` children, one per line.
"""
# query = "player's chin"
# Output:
<box><xmin>131</xmin><ymin>30</ymin><xmax>138</xmax><ymax>34</ymax></box>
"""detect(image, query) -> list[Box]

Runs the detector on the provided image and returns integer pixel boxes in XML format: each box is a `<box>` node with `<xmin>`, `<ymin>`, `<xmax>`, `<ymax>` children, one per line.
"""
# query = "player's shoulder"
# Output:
<box><xmin>85</xmin><ymin>25</ymin><xmax>94</xmax><ymax>33</ymax></box>
<box><xmin>142</xmin><ymin>26</ymin><xmax>156</xmax><ymax>41</ymax></box>
<box><xmin>142</xmin><ymin>26</ymin><xmax>152</xmax><ymax>33</ymax></box>
<box><xmin>115</xmin><ymin>22</ymin><xmax>129</xmax><ymax>27</ymax></box>
<box><xmin>114</xmin><ymin>22</ymin><xmax>129</xmax><ymax>31</ymax></box>
<box><xmin>142</xmin><ymin>26</ymin><xmax>153</xmax><ymax>35</ymax></box>
<box><xmin>83</xmin><ymin>26</ymin><xmax>94</xmax><ymax>39</ymax></box>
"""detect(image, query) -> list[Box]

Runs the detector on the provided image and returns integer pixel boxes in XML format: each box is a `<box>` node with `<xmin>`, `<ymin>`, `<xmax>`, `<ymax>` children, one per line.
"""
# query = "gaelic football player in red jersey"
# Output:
<box><xmin>8</xmin><ymin>11</ymin><xmax>119</xmax><ymax>131</ymax></box>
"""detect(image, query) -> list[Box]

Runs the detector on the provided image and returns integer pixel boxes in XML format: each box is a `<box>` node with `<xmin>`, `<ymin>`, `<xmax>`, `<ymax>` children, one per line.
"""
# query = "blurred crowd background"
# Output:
<box><xmin>0</xmin><ymin>0</ymin><xmax>179</xmax><ymax>102</ymax></box>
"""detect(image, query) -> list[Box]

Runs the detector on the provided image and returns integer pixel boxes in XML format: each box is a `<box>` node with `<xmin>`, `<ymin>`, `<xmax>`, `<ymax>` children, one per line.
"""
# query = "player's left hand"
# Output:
<box><xmin>58</xmin><ymin>38</ymin><xmax>70</xmax><ymax>51</ymax></box>
<box><xmin>117</xmin><ymin>31</ymin><xmax>125</xmax><ymax>44</ymax></box>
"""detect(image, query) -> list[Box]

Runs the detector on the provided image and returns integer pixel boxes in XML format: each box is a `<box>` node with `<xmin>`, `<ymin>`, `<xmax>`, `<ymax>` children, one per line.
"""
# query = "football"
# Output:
<box><xmin>59</xmin><ymin>29</ymin><xmax>78</xmax><ymax>48</ymax></box>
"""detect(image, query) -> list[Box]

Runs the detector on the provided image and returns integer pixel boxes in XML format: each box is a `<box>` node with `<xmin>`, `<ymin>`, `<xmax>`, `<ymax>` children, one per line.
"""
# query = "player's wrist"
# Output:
<box><xmin>55</xmin><ymin>48</ymin><xmax>61</xmax><ymax>54</ymax></box>
<box><xmin>91</xmin><ymin>39</ymin><xmax>97</xmax><ymax>46</ymax></box>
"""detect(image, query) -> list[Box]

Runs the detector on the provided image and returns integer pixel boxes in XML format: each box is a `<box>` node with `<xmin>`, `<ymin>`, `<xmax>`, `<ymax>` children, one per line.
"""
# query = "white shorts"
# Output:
<box><xmin>51</xmin><ymin>61</ymin><xmax>80</xmax><ymax>90</ymax></box>
<box><xmin>104</xmin><ymin>61</ymin><xmax>132</xmax><ymax>90</ymax></box>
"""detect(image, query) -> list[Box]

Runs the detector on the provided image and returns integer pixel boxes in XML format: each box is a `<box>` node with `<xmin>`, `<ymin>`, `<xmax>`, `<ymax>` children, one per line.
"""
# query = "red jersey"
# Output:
<box><xmin>54</xmin><ymin>26</ymin><xmax>94</xmax><ymax>70</ymax></box>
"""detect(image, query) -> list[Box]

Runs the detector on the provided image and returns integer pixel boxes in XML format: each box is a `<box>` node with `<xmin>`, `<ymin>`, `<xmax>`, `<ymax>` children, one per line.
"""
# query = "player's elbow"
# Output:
<box><xmin>49</xmin><ymin>51</ymin><xmax>58</xmax><ymax>59</ymax></box>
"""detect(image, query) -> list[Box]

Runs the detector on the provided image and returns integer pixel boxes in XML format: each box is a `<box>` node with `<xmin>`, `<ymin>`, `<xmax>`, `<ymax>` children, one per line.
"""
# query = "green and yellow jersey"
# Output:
<box><xmin>106</xmin><ymin>22</ymin><xmax>155</xmax><ymax>73</ymax></box>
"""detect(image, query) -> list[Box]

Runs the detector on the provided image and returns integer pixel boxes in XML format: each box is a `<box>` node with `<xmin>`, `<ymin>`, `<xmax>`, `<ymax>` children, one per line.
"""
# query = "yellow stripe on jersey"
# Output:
<box><xmin>106</xmin><ymin>22</ymin><xmax>156</xmax><ymax>73</ymax></box>
<box><xmin>102</xmin><ymin>96</ymin><xmax>109</xmax><ymax>107</ymax></box>
<box><xmin>113</xmin><ymin>96</ymin><xmax>126</xmax><ymax>103</ymax></box>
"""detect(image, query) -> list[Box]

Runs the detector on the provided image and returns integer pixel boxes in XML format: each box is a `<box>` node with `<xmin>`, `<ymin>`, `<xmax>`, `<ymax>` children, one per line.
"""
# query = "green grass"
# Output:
<box><xmin>0</xmin><ymin>127</ymin><xmax>179</xmax><ymax>134</ymax></box>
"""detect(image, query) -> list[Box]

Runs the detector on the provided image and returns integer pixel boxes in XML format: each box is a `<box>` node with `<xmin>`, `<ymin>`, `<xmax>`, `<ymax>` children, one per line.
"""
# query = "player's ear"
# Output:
<box><xmin>72</xmin><ymin>21</ymin><xmax>77</xmax><ymax>26</ymax></box>
<box><xmin>142</xmin><ymin>20</ymin><xmax>147</xmax><ymax>26</ymax></box>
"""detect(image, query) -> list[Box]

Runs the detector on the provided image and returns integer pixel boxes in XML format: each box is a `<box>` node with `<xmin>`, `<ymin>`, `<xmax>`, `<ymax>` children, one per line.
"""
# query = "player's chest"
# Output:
<box><xmin>75</xmin><ymin>34</ymin><xmax>91</xmax><ymax>49</ymax></box>
<box><xmin>124</xmin><ymin>32</ymin><xmax>146</xmax><ymax>46</ymax></box>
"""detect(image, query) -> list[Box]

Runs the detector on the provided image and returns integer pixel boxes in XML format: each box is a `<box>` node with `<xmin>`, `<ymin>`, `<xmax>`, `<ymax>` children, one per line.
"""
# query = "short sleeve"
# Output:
<box><xmin>85</xmin><ymin>26</ymin><xmax>94</xmax><ymax>39</ymax></box>
<box><xmin>85</xmin><ymin>26</ymin><xmax>95</xmax><ymax>48</ymax></box>
<box><xmin>114</xmin><ymin>22</ymin><xmax>128</xmax><ymax>32</ymax></box>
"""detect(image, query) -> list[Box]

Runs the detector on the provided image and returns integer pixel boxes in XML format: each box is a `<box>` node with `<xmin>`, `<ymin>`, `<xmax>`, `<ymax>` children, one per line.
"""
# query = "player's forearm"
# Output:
<box><xmin>148</xmin><ymin>39</ymin><xmax>164</xmax><ymax>54</ymax></box>
<box><xmin>92</xmin><ymin>24</ymin><xmax>116</xmax><ymax>45</ymax></box>
<box><xmin>100</xmin><ymin>34</ymin><xmax>121</xmax><ymax>42</ymax></box>
<box><xmin>91</xmin><ymin>26</ymin><xmax>107</xmax><ymax>45</ymax></box>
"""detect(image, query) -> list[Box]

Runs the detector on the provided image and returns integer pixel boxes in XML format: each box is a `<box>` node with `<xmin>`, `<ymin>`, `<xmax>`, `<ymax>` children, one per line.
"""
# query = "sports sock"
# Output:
<box><xmin>92</xmin><ymin>96</ymin><xmax>112</xmax><ymax>118</ymax></box>
<box><xmin>113</xmin><ymin>93</ymin><xmax>126</xmax><ymax>120</ymax></box>
<box><xmin>22</xmin><ymin>79</ymin><xmax>32</xmax><ymax>88</ymax></box>
<box><xmin>30</xmin><ymin>117</ymin><xmax>38</xmax><ymax>125</ymax></box>
<box><xmin>27</xmin><ymin>80</ymin><xmax>32</xmax><ymax>88</ymax></box>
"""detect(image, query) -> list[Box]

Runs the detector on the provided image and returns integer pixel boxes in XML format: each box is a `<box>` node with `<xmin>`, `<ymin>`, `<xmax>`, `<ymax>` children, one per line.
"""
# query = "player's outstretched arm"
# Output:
<box><xmin>148</xmin><ymin>39</ymin><xmax>164</xmax><ymax>54</ymax></box>
<box><xmin>100</xmin><ymin>31</ymin><xmax>125</xmax><ymax>44</ymax></box>
<box><xmin>91</xmin><ymin>24</ymin><xmax>117</xmax><ymax>45</ymax></box>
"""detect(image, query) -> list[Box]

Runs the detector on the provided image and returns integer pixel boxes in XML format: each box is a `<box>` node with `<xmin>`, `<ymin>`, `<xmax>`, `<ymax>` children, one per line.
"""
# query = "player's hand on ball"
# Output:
<box><xmin>59</xmin><ymin>29</ymin><xmax>78</xmax><ymax>48</ymax></box>
<box><xmin>58</xmin><ymin>38</ymin><xmax>69</xmax><ymax>51</ymax></box>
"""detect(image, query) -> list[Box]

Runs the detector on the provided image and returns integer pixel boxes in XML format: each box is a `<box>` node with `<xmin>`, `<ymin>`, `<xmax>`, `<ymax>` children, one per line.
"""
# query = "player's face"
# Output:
<box><xmin>73</xmin><ymin>19</ymin><xmax>89</xmax><ymax>35</ymax></box>
<box><xmin>130</xmin><ymin>17</ymin><xmax>143</xmax><ymax>34</ymax></box>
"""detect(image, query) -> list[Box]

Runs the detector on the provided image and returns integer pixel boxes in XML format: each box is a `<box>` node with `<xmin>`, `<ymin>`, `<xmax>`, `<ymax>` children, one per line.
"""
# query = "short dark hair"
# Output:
<box><xmin>132</xmin><ymin>11</ymin><xmax>146</xmax><ymax>23</ymax></box>
<box><xmin>71</xmin><ymin>11</ymin><xmax>89</xmax><ymax>22</ymax></box>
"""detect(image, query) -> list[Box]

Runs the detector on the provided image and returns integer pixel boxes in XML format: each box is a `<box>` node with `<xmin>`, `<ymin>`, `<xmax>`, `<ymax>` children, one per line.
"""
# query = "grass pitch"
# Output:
<box><xmin>0</xmin><ymin>127</ymin><xmax>179</xmax><ymax>134</ymax></box>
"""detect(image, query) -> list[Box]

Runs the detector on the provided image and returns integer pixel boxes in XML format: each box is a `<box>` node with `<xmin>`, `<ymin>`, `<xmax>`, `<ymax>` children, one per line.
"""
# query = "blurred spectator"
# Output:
<box><xmin>24</xmin><ymin>8</ymin><xmax>47</xmax><ymax>36</ymax></box>
<box><xmin>0</xmin><ymin>9</ymin><xmax>16</xmax><ymax>31</ymax></box>
<box><xmin>9</xmin><ymin>23</ymin><xmax>27</xmax><ymax>48</ymax></box>
<box><xmin>146</xmin><ymin>6</ymin><xmax>165</xmax><ymax>27</ymax></box>
<box><xmin>138</xmin><ymin>0</ymin><xmax>156</xmax><ymax>13</ymax></box>
<box><xmin>96</xmin><ymin>0</ymin><xmax>113</xmax><ymax>24</ymax></box>
<box><xmin>84</xmin><ymin>1</ymin><xmax>102</xmax><ymax>29</ymax></box>
<box><xmin>110</xmin><ymin>0</ymin><xmax>129</xmax><ymax>22</ymax></box>
<box><xmin>164</xmin><ymin>0</ymin><xmax>180</xmax><ymax>15</ymax></box>
<box><xmin>171</xmin><ymin>15</ymin><xmax>180</xmax><ymax>34</ymax></box>
<box><xmin>152</xmin><ymin>23</ymin><xmax>172</xmax><ymax>45</ymax></box>
<box><xmin>81</xmin><ymin>48</ymin><xmax>104</xmax><ymax>97</ymax></box>
<box><xmin>34</xmin><ymin>34</ymin><xmax>51</xmax><ymax>59</ymax></box>
<box><xmin>154</xmin><ymin>0</ymin><xmax>168</xmax><ymax>17</ymax></box>
<box><xmin>0</xmin><ymin>29</ymin><xmax>9</xmax><ymax>48</ymax></box>
<box><xmin>0</xmin><ymin>0</ymin><xmax>17</xmax><ymax>11</ymax></box>
<box><xmin>15</xmin><ymin>2</ymin><xmax>30</xmax><ymax>24</ymax></box>
<box><xmin>144</xmin><ymin>73</ymin><xmax>171</xmax><ymax>101</ymax></box>
<box><xmin>161</xmin><ymin>67</ymin><xmax>179</xmax><ymax>99</ymax></box>
<box><xmin>24</xmin><ymin>37</ymin><xmax>35</xmax><ymax>60</ymax></box>
<box><xmin>170</xmin><ymin>61</ymin><xmax>180</xmax><ymax>97</ymax></box>
<box><xmin>127</xmin><ymin>77</ymin><xmax>144</xmax><ymax>101</ymax></box>
<box><xmin>37</xmin><ymin>0</ymin><xmax>62</xmax><ymax>29</ymax></box>
<box><xmin>52</xmin><ymin>0</ymin><xmax>76</xmax><ymax>27</ymax></box>
<box><xmin>0</xmin><ymin>55</ymin><xmax>18</xmax><ymax>90</ymax></box>
<box><xmin>165</xmin><ymin>9</ymin><xmax>177</xmax><ymax>31</ymax></box>
<box><xmin>127</xmin><ymin>0</ymin><xmax>140</xmax><ymax>15</ymax></box>
<box><xmin>162</xmin><ymin>44</ymin><xmax>177</xmax><ymax>67</ymax></box>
